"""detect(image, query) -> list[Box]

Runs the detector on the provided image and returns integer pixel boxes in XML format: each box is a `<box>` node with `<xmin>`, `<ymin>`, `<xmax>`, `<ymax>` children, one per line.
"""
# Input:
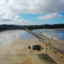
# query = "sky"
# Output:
<box><xmin>0</xmin><ymin>0</ymin><xmax>64</xmax><ymax>25</ymax></box>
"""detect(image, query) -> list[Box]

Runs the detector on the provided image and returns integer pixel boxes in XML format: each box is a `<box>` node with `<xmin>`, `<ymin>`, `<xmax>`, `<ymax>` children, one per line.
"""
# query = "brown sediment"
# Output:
<box><xmin>0</xmin><ymin>37</ymin><xmax>64</xmax><ymax>64</ymax></box>
<box><xmin>0</xmin><ymin>39</ymin><xmax>43</xmax><ymax>64</ymax></box>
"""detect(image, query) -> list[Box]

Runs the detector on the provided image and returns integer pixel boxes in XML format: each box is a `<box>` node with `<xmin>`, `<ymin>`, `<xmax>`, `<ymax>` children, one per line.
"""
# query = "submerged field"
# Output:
<box><xmin>0</xmin><ymin>30</ymin><xmax>64</xmax><ymax>64</ymax></box>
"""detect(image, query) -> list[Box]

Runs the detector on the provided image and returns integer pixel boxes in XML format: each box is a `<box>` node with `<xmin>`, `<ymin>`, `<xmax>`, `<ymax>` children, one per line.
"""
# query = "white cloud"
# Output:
<box><xmin>0</xmin><ymin>18</ymin><xmax>25</xmax><ymax>25</ymax></box>
<box><xmin>38</xmin><ymin>13</ymin><xmax>64</xmax><ymax>20</ymax></box>
<box><xmin>0</xmin><ymin>0</ymin><xmax>64</xmax><ymax>24</ymax></box>
<box><xmin>8</xmin><ymin>0</ymin><xmax>64</xmax><ymax>14</ymax></box>
<box><xmin>0</xmin><ymin>0</ymin><xmax>64</xmax><ymax>16</ymax></box>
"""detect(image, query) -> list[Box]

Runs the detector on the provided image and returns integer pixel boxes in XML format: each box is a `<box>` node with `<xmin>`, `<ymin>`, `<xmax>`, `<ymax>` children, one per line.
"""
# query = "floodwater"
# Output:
<box><xmin>33</xmin><ymin>29</ymin><xmax>64</xmax><ymax>41</ymax></box>
<box><xmin>0</xmin><ymin>30</ymin><xmax>45</xmax><ymax>64</ymax></box>
<box><xmin>0</xmin><ymin>29</ymin><xmax>64</xmax><ymax>64</ymax></box>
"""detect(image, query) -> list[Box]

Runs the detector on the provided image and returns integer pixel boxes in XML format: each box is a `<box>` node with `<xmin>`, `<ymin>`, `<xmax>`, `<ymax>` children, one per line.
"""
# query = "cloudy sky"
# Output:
<box><xmin>0</xmin><ymin>0</ymin><xmax>64</xmax><ymax>25</ymax></box>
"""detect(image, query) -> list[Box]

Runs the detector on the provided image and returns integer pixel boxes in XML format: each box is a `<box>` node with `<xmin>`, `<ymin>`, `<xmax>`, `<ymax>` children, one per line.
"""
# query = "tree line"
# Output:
<box><xmin>0</xmin><ymin>24</ymin><xmax>64</xmax><ymax>31</ymax></box>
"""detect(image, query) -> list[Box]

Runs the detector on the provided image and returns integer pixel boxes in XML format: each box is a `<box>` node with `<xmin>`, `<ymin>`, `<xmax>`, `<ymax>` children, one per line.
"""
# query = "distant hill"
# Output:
<box><xmin>0</xmin><ymin>24</ymin><xmax>64</xmax><ymax>31</ymax></box>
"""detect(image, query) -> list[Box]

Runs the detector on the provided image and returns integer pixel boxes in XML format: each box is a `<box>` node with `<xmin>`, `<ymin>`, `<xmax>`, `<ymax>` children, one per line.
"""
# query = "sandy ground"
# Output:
<box><xmin>0</xmin><ymin>38</ymin><xmax>64</xmax><ymax>64</ymax></box>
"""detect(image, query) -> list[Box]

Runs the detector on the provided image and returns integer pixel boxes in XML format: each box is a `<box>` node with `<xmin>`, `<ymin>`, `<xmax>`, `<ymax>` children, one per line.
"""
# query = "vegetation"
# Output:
<box><xmin>0</xmin><ymin>24</ymin><xmax>64</xmax><ymax>31</ymax></box>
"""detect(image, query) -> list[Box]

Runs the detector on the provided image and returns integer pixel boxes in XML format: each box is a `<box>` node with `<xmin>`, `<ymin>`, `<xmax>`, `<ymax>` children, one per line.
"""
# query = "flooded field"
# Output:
<box><xmin>0</xmin><ymin>30</ymin><xmax>64</xmax><ymax>64</ymax></box>
<box><xmin>0</xmin><ymin>30</ymin><xmax>44</xmax><ymax>64</ymax></box>
<box><xmin>33</xmin><ymin>29</ymin><xmax>64</xmax><ymax>41</ymax></box>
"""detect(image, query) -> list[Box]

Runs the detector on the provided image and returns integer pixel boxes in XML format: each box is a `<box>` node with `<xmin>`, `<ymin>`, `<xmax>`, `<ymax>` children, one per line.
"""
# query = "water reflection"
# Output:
<box><xmin>0</xmin><ymin>30</ymin><xmax>34</xmax><ymax>42</ymax></box>
<box><xmin>0</xmin><ymin>30</ymin><xmax>35</xmax><ymax>56</ymax></box>
<box><xmin>33</xmin><ymin>29</ymin><xmax>64</xmax><ymax>40</ymax></box>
